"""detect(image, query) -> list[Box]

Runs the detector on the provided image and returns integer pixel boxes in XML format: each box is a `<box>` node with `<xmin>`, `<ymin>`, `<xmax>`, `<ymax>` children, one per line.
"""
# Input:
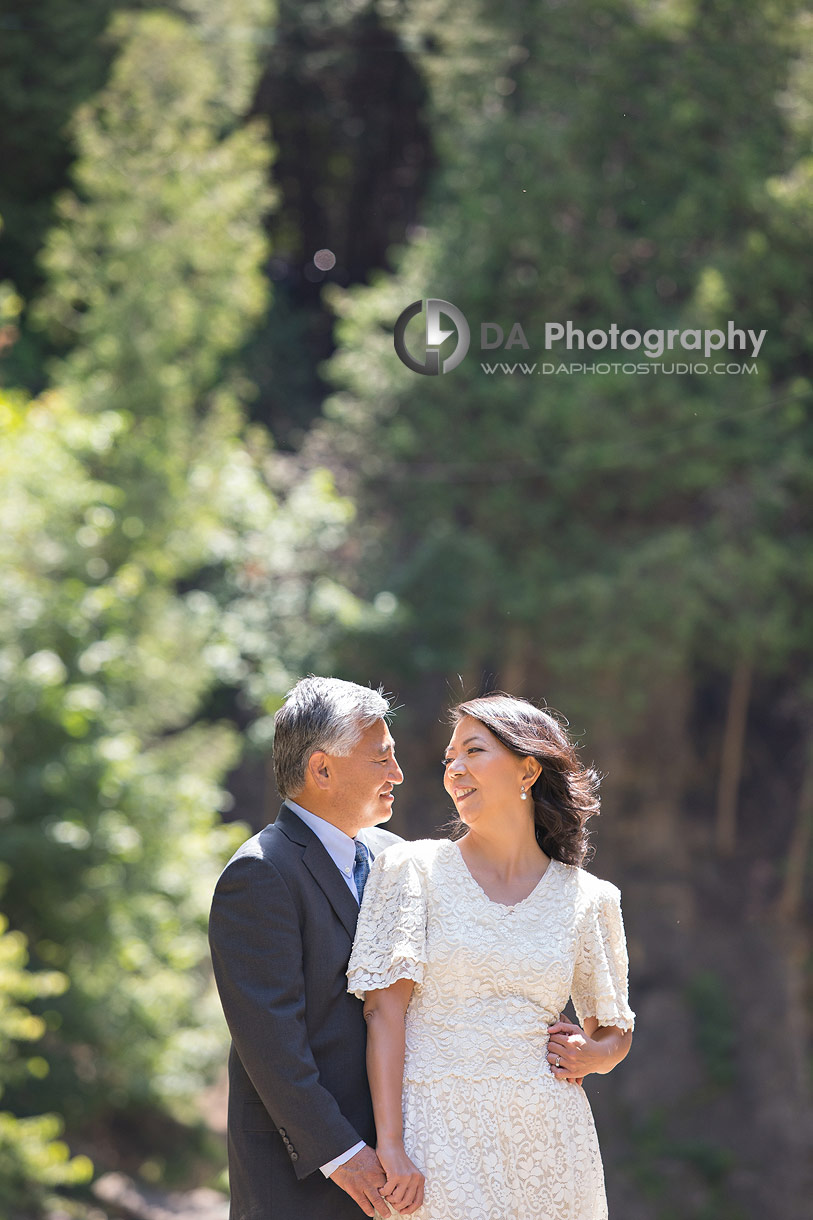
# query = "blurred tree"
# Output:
<box><xmin>0</xmin><ymin>0</ymin><xmax>149</xmax><ymax>391</ymax></box>
<box><xmin>317</xmin><ymin>10</ymin><xmax>813</xmax><ymax>1211</ymax></box>
<box><xmin>245</xmin><ymin>0</ymin><xmax>434</xmax><ymax>446</ymax></box>
<box><xmin>321</xmin><ymin>0</ymin><xmax>813</xmax><ymax>746</ymax></box>
<box><xmin>0</xmin><ymin>0</ymin><xmax>435</xmax><ymax>442</ymax></box>
<box><xmin>0</xmin><ymin>0</ymin><xmax>274</xmax><ymax>386</ymax></box>
<box><xmin>0</xmin><ymin>0</ymin><xmax>121</xmax><ymax>299</ymax></box>
<box><xmin>0</xmin><ymin>384</ymin><xmax>240</xmax><ymax>1124</ymax></box>
<box><xmin>0</xmin><ymin>892</ymin><xmax>93</xmax><ymax>1215</ymax></box>
<box><xmin>0</xmin><ymin>0</ymin><xmax>362</xmax><ymax>1155</ymax></box>
<box><xmin>0</xmin><ymin>380</ymin><xmax>358</xmax><ymax>1133</ymax></box>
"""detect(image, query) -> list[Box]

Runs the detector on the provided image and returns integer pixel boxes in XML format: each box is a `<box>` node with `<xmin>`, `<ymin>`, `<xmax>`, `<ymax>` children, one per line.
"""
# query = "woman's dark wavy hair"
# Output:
<box><xmin>449</xmin><ymin>692</ymin><xmax>600</xmax><ymax>868</ymax></box>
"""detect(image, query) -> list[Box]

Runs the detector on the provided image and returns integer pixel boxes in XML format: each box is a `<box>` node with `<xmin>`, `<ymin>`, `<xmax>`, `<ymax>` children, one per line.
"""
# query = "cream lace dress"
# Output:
<box><xmin>346</xmin><ymin>838</ymin><xmax>635</xmax><ymax>1220</ymax></box>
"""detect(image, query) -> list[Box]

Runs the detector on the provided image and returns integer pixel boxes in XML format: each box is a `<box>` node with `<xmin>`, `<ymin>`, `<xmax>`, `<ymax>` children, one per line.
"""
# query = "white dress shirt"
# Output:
<box><xmin>283</xmin><ymin>799</ymin><xmax>367</xmax><ymax>1178</ymax></box>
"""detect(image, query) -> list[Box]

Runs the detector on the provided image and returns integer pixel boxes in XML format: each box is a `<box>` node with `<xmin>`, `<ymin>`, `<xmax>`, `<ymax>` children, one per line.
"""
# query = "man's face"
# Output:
<box><xmin>326</xmin><ymin>718</ymin><xmax>404</xmax><ymax>829</ymax></box>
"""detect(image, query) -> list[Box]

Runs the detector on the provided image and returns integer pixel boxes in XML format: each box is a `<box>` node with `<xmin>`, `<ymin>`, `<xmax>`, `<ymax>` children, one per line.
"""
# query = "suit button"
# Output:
<box><xmin>291</xmin><ymin>1152</ymin><xmax>299</xmax><ymax>1162</ymax></box>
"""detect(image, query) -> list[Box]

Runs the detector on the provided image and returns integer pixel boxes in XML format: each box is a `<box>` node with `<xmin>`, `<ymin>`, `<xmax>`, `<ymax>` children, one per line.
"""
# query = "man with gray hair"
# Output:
<box><xmin>209</xmin><ymin>676</ymin><xmax>405</xmax><ymax>1220</ymax></box>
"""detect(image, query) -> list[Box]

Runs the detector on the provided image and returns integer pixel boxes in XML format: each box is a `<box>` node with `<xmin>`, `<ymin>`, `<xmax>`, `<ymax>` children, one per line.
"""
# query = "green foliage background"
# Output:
<box><xmin>0</xmin><ymin>0</ymin><xmax>811</xmax><ymax>1217</ymax></box>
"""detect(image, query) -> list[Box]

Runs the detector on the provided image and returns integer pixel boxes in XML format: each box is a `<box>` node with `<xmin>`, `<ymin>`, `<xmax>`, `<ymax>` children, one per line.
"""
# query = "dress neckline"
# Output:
<box><xmin>450</xmin><ymin>840</ymin><xmax>557</xmax><ymax>910</ymax></box>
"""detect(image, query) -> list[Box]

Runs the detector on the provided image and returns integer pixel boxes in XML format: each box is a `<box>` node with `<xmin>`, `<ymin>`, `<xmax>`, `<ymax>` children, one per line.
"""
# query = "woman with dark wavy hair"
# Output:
<box><xmin>347</xmin><ymin>693</ymin><xmax>635</xmax><ymax>1220</ymax></box>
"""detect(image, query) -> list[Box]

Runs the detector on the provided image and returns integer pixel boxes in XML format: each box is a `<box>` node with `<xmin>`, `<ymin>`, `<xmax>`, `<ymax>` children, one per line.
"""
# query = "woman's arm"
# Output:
<box><xmin>363</xmin><ymin>979</ymin><xmax>425</xmax><ymax>1215</ymax></box>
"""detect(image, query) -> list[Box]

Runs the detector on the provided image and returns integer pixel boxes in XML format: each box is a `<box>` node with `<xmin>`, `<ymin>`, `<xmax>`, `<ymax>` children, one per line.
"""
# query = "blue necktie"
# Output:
<box><xmin>353</xmin><ymin>839</ymin><xmax>370</xmax><ymax>903</ymax></box>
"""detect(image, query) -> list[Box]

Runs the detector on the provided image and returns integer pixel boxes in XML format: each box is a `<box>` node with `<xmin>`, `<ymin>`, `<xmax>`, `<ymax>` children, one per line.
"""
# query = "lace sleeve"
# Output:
<box><xmin>347</xmin><ymin>845</ymin><xmax>427</xmax><ymax>998</ymax></box>
<box><xmin>571</xmin><ymin>881</ymin><xmax>635</xmax><ymax>1032</ymax></box>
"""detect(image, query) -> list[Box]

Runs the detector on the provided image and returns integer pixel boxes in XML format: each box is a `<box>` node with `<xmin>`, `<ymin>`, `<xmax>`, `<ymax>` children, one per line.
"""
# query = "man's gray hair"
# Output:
<box><xmin>273</xmin><ymin>676</ymin><xmax>392</xmax><ymax>799</ymax></box>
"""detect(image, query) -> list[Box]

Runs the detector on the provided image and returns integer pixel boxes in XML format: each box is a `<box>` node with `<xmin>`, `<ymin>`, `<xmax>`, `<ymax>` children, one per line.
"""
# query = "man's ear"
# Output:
<box><xmin>307</xmin><ymin>750</ymin><xmax>332</xmax><ymax>790</ymax></box>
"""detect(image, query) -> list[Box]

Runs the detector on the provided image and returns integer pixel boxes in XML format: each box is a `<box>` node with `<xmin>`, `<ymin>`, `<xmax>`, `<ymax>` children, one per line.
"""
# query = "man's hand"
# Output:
<box><xmin>547</xmin><ymin>1018</ymin><xmax>613</xmax><ymax>1083</ymax></box>
<box><xmin>331</xmin><ymin>1144</ymin><xmax>389</xmax><ymax>1217</ymax></box>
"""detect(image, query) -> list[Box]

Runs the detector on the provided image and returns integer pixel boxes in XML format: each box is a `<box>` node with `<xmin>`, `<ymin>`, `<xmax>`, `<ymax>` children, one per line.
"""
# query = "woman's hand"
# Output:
<box><xmin>376</xmin><ymin>1139</ymin><xmax>425</xmax><ymax>1215</ymax></box>
<box><xmin>546</xmin><ymin>1018</ymin><xmax>610</xmax><ymax>1084</ymax></box>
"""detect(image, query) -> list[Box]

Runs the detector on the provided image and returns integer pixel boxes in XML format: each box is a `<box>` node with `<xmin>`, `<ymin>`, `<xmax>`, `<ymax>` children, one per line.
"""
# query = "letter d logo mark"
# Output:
<box><xmin>394</xmin><ymin>299</ymin><xmax>470</xmax><ymax>375</ymax></box>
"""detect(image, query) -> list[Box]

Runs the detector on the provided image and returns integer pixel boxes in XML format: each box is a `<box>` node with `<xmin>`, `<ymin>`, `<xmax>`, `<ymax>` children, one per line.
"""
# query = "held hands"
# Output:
<box><xmin>330</xmin><ymin>1143</ymin><xmax>424</xmax><ymax>1218</ymax></box>
<box><xmin>330</xmin><ymin>1145</ymin><xmax>390</xmax><ymax>1218</ymax></box>
<box><xmin>376</xmin><ymin>1138</ymin><xmax>426</xmax><ymax>1215</ymax></box>
<box><xmin>546</xmin><ymin>1018</ymin><xmax>609</xmax><ymax>1085</ymax></box>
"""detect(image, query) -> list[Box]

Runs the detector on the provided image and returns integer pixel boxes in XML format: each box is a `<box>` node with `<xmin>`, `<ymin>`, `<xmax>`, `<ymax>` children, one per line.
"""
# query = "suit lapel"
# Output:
<box><xmin>274</xmin><ymin>804</ymin><xmax>359</xmax><ymax>940</ymax></box>
<box><xmin>364</xmin><ymin>827</ymin><xmax>399</xmax><ymax>859</ymax></box>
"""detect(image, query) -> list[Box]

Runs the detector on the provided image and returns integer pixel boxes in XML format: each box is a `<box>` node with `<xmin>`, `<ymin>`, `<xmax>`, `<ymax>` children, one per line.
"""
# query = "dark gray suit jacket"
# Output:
<box><xmin>208</xmin><ymin>804</ymin><xmax>401</xmax><ymax>1220</ymax></box>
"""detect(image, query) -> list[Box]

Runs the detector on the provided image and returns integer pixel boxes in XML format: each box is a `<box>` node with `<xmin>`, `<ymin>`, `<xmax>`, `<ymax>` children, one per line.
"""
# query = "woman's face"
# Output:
<box><xmin>442</xmin><ymin>715</ymin><xmax>535</xmax><ymax>827</ymax></box>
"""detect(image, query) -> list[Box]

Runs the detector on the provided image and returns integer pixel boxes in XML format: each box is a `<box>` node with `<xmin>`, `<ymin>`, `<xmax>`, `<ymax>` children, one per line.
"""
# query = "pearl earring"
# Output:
<box><xmin>520</xmin><ymin>788</ymin><xmax>528</xmax><ymax>801</ymax></box>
